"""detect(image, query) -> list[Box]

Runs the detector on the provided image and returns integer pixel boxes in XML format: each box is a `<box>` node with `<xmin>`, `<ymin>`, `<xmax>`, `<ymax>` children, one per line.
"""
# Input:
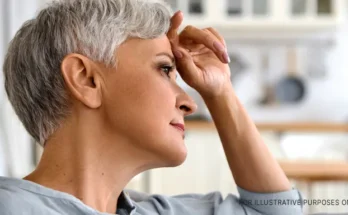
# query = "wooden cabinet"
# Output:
<box><xmin>168</xmin><ymin>0</ymin><xmax>345</xmax><ymax>34</ymax></box>
<box><xmin>291</xmin><ymin>0</ymin><xmax>335</xmax><ymax>16</ymax></box>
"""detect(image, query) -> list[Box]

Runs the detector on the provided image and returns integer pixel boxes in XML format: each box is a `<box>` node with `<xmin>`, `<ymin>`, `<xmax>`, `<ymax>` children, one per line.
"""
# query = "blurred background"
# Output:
<box><xmin>1</xmin><ymin>0</ymin><xmax>348</xmax><ymax>214</ymax></box>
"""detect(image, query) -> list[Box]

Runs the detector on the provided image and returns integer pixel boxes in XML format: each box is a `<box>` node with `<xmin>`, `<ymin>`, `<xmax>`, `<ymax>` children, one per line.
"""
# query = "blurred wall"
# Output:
<box><xmin>0</xmin><ymin>0</ymin><xmax>42</xmax><ymax>177</ymax></box>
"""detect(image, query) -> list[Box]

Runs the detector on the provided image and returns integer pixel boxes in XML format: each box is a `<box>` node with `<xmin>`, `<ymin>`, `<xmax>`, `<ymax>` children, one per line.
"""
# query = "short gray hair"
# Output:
<box><xmin>3</xmin><ymin>0</ymin><xmax>172</xmax><ymax>146</ymax></box>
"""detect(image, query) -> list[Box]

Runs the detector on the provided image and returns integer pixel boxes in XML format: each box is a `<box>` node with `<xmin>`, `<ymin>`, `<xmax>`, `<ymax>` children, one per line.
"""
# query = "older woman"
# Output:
<box><xmin>0</xmin><ymin>0</ymin><xmax>303</xmax><ymax>214</ymax></box>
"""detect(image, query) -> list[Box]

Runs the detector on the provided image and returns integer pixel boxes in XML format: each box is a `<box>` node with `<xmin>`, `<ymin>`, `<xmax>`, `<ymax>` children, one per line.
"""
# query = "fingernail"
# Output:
<box><xmin>173</xmin><ymin>49</ymin><xmax>183</xmax><ymax>58</ymax></box>
<box><xmin>213</xmin><ymin>41</ymin><xmax>226</xmax><ymax>52</ymax></box>
<box><xmin>222</xmin><ymin>52</ymin><xmax>230</xmax><ymax>63</ymax></box>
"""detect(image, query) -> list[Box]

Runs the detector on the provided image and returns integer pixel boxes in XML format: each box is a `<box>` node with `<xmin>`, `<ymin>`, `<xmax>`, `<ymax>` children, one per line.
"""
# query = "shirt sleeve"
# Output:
<box><xmin>235</xmin><ymin>187</ymin><xmax>303</xmax><ymax>215</ymax></box>
<box><xmin>128</xmin><ymin>187</ymin><xmax>303</xmax><ymax>215</ymax></box>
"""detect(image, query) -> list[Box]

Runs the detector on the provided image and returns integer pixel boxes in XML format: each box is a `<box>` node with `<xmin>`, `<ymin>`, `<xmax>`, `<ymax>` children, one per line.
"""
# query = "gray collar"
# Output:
<box><xmin>116</xmin><ymin>191</ymin><xmax>136</xmax><ymax>215</ymax></box>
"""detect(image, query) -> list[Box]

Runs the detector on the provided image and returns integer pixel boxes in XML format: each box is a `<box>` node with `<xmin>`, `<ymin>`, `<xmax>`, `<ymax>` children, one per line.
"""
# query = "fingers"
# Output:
<box><xmin>204</xmin><ymin>27</ymin><xmax>226</xmax><ymax>47</ymax></box>
<box><xmin>181</xmin><ymin>28</ymin><xmax>223</xmax><ymax>53</ymax></box>
<box><xmin>172</xmin><ymin>47</ymin><xmax>198</xmax><ymax>86</ymax></box>
<box><xmin>167</xmin><ymin>11</ymin><xmax>183</xmax><ymax>46</ymax></box>
<box><xmin>169</xmin><ymin>11</ymin><xmax>183</xmax><ymax>32</ymax></box>
<box><xmin>179</xmin><ymin>25</ymin><xmax>229</xmax><ymax>64</ymax></box>
<box><xmin>202</xmin><ymin>29</ymin><xmax>229</xmax><ymax>62</ymax></box>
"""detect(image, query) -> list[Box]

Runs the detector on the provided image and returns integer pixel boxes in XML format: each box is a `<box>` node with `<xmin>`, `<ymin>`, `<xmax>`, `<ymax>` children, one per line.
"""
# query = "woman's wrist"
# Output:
<box><xmin>201</xmin><ymin>82</ymin><xmax>236</xmax><ymax>108</ymax></box>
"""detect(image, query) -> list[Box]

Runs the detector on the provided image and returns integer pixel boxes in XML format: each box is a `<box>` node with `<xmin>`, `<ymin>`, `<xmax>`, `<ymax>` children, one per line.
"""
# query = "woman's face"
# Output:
<box><xmin>100</xmin><ymin>35</ymin><xmax>197</xmax><ymax>167</ymax></box>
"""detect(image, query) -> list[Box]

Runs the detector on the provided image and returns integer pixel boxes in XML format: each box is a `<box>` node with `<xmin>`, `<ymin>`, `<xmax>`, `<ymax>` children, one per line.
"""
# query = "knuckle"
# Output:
<box><xmin>184</xmin><ymin>25</ymin><xmax>194</xmax><ymax>32</ymax></box>
<box><xmin>203</xmin><ymin>32</ymin><xmax>212</xmax><ymax>43</ymax></box>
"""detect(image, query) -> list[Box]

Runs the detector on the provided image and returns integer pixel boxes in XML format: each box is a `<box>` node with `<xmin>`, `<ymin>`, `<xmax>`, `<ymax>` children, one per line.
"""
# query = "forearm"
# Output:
<box><xmin>202</xmin><ymin>84</ymin><xmax>291</xmax><ymax>193</ymax></box>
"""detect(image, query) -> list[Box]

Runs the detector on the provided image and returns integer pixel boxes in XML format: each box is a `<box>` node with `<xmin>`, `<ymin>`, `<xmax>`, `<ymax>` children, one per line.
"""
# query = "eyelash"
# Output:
<box><xmin>160</xmin><ymin>65</ymin><xmax>175</xmax><ymax>78</ymax></box>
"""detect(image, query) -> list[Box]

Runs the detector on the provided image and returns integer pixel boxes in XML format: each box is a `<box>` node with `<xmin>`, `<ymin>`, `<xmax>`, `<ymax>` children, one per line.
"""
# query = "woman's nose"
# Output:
<box><xmin>176</xmin><ymin>90</ymin><xmax>198</xmax><ymax>117</ymax></box>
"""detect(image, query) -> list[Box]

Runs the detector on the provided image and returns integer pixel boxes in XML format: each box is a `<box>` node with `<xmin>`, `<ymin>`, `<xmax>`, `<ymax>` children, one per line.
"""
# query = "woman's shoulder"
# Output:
<box><xmin>0</xmin><ymin>180</ymin><xmax>38</xmax><ymax>214</ymax></box>
<box><xmin>0</xmin><ymin>176</ymin><xmax>85</xmax><ymax>215</ymax></box>
<box><xmin>0</xmin><ymin>177</ymin><xmax>33</xmax><ymax>200</ymax></box>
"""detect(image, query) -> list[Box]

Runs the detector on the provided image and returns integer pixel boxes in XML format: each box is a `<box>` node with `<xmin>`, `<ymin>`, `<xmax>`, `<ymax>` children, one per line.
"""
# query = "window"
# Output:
<box><xmin>189</xmin><ymin>0</ymin><xmax>203</xmax><ymax>14</ymax></box>
<box><xmin>252</xmin><ymin>0</ymin><xmax>268</xmax><ymax>15</ymax></box>
<box><xmin>227</xmin><ymin>0</ymin><xmax>242</xmax><ymax>16</ymax></box>
<box><xmin>317</xmin><ymin>0</ymin><xmax>332</xmax><ymax>15</ymax></box>
<box><xmin>291</xmin><ymin>0</ymin><xmax>307</xmax><ymax>15</ymax></box>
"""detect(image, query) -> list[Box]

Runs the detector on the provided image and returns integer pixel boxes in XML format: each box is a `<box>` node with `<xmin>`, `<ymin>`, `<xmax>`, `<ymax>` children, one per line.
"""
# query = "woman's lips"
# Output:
<box><xmin>170</xmin><ymin>123</ymin><xmax>185</xmax><ymax>132</ymax></box>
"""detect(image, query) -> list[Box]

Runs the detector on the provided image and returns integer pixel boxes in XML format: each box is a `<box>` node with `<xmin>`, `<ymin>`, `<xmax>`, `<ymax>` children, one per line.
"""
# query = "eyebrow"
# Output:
<box><xmin>155</xmin><ymin>52</ymin><xmax>178</xmax><ymax>80</ymax></box>
<box><xmin>156</xmin><ymin>52</ymin><xmax>175</xmax><ymax>64</ymax></box>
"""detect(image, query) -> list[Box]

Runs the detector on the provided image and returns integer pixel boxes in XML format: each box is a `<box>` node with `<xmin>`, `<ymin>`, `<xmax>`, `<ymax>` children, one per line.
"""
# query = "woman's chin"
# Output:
<box><xmin>144</xmin><ymin>135</ymin><xmax>188</xmax><ymax>168</ymax></box>
<box><xmin>163</xmin><ymin>144</ymin><xmax>188</xmax><ymax>167</ymax></box>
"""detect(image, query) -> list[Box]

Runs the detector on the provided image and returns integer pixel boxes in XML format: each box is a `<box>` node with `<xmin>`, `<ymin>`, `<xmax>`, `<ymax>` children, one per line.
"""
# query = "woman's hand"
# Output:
<box><xmin>167</xmin><ymin>11</ymin><xmax>232</xmax><ymax>99</ymax></box>
<box><xmin>167</xmin><ymin>13</ymin><xmax>293</xmax><ymax>197</ymax></box>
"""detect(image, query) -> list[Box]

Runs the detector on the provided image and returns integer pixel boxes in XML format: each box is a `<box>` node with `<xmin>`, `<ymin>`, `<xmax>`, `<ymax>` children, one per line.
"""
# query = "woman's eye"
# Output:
<box><xmin>161</xmin><ymin>66</ymin><xmax>174</xmax><ymax>77</ymax></box>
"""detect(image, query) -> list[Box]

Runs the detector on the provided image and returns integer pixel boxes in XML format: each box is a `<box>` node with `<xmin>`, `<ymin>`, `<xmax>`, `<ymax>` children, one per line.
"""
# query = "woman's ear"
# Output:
<box><xmin>61</xmin><ymin>54</ymin><xmax>102</xmax><ymax>109</ymax></box>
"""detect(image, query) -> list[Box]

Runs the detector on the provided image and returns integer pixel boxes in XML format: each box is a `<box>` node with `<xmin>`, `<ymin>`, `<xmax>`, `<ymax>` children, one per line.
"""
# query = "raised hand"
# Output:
<box><xmin>167</xmin><ymin>11</ymin><xmax>231</xmax><ymax>99</ymax></box>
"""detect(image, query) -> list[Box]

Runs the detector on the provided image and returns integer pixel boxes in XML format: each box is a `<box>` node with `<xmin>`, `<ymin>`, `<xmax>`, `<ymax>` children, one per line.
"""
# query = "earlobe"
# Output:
<box><xmin>61</xmin><ymin>54</ymin><xmax>102</xmax><ymax>109</ymax></box>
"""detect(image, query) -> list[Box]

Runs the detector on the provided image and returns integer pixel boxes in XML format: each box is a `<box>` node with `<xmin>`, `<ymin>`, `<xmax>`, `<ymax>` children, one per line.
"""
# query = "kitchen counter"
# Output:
<box><xmin>185</xmin><ymin>121</ymin><xmax>348</xmax><ymax>133</ymax></box>
<box><xmin>279</xmin><ymin>160</ymin><xmax>348</xmax><ymax>181</ymax></box>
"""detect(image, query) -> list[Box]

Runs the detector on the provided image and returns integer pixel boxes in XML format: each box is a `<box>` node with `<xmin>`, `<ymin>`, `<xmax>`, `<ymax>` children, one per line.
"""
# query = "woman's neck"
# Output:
<box><xmin>23</xmin><ymin>120</ymin><xmax>145</xmax><ymax>214</ymax></box>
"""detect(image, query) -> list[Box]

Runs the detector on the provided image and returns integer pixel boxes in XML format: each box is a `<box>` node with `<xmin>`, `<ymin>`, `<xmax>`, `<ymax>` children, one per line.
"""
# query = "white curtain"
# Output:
<box><xmin>0</xmin><ymin>0</ymin><xmax>42</xmax><ymax>177</ymax></box>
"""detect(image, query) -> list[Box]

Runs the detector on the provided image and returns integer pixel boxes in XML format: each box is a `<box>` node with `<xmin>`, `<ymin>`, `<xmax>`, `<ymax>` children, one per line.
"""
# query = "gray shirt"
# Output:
<box><xmin>0</xmin><ymin>176</ymin><xmax>303</xmax><ymax>215</ymax></box>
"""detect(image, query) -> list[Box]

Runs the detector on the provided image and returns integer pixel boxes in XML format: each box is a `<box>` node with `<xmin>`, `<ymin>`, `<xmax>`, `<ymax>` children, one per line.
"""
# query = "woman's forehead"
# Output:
<box><xmin>118</xmin><ymin>36</ymin><xmax>172</xmax><ymax>58</ymax></box>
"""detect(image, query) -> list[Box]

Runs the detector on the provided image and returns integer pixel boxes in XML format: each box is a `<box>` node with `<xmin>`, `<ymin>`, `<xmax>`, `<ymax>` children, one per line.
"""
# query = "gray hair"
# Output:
<box><xmin>3</xmin><ymin>0</ymin><xmax>172</xmax><ymax>146</ymax></box>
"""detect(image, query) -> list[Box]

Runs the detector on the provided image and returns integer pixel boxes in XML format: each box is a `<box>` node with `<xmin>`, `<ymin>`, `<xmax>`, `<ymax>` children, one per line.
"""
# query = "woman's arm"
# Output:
<box><xmin>203</xmin><ymin>84</ymin><xmax>291</xmax><ymax>193</ymax></box>
<box><xmin>168</xmin><ymin>11</ymin><xmax>291</xmax><ymax>193</ymax></box>
<box><xmin>168</xmin><ymin>11</ymin><xmax>302</xmax><ymax>215</ymax></box>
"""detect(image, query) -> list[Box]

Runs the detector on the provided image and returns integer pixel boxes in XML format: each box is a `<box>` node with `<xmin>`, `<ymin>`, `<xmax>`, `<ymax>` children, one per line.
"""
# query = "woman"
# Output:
<box><xmin>1</xmin><ymin>0</ymin><xmax>303</xmax><ymax>214</ymax></box>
